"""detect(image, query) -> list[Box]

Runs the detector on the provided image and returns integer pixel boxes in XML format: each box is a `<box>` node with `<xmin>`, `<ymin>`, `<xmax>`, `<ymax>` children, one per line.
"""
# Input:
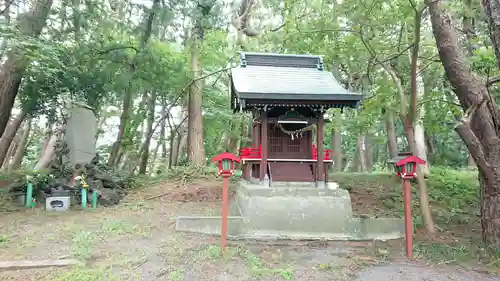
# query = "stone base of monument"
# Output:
<box><xmin>45</xmin><ymin>191</ymin><xmax>71</xmax><ymax>212</ymax></box>
<box><xmin>175</xmin><ymin>181</ymin><xmax>404</xmax><ymax>241</ymax></box>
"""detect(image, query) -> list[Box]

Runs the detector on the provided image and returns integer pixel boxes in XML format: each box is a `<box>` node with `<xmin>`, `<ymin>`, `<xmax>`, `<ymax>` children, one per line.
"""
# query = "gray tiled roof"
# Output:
<box><xmin>231</xmin><ymin>65</ymin><xmax>363</xmax><ymax>101</ymax></box>
<box><xmin>230</xmin><ymin>52</ymin><xmax>363</xmax><ymax>102</ymax></box>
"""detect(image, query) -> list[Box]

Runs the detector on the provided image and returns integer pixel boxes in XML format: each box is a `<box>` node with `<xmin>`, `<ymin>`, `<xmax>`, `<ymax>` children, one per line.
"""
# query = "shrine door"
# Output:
<box><xmin>268</xmin><ymin>124</ymin><xmax>311</xmax><ymax>159</ymax></box>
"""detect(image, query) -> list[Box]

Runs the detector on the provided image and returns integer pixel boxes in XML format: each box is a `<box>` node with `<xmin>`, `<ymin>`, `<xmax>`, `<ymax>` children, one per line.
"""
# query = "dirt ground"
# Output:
<box><xmin>0</xmin><ymin>179</ymin><xmax>499</xmax><ymax>281</ymax></box>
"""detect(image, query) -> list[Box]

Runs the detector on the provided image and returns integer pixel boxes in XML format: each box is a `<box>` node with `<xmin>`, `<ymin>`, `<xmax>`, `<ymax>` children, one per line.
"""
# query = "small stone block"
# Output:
<box><xmin>45</xmin><ymin>196</ymin><xmax>71</xmax><ymax>211</ymax></box>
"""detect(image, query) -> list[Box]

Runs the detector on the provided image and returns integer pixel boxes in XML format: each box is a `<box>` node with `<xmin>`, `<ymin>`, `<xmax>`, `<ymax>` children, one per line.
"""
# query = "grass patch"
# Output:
<box><xmin>71</xmin><ymin>231</ymin><xmax>95</xmax><ymax>260</ymax></box>
<box><xmin>52</xmin><ymin>267</ymin><xmax>120</xmax><ymax>281</ymax></box>
<box><xmin>415</xmin><ymin>242</ymin><xmax>472</xmax><ymax>263</ymax></box>
<box><xmin>203</xmin><ymin>244</ymin><xmax>223</xmax><ymax>259</ymax></box>
<box><xmin>333</xmin><ymin>167</ymin><xmax>479</xmax><ymax>225</ymax></box>
<box><xmin>167</xmin><ymin>269</ymin><xmax>185</xmax><ymax>281</ymax></box>
<box><xmin>0</xmin><ymin>234</ymin><xmax>10</xmax><ymax>247</ymax></box>
<box><xmin>99</xmin><ymin>218</ymin><xmax>143</xmax><ymax>236</ymax></box>
<box><xmin>332</xmin><ymin>168</ymin><xmax>492</xmax><ymax>265</ymax></box>
<box><xmin>236</xmin><ymin>247</ymin><xmax>294</xmax><ymax>280</ymax></box>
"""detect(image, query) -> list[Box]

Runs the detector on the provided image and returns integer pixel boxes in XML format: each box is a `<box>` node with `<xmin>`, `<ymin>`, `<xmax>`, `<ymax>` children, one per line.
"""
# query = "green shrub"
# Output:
<box><xmin>332</xmin><ymin>167</ymin><xmax>479</xmax><ymax>224</ymax></box>
<box><xmin>426</xmin><ymin>166</ymin><xmax>478</xmax><ymax>203</ymax></box>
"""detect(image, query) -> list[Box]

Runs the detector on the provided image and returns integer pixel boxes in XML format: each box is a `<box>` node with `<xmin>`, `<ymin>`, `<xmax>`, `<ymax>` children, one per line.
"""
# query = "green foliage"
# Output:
<box><xmin>427</xmin><ymin>166</ymin><xmax>479</xmax><ymax>220</ymax></box>
<box><xmin>0</xmin><ymin>169</ymin><xmax>50</xmax><ymax>188</ymax></box>
<box><xmin>163</xmin><ymin>165</ymin><xmax>220</xmax><ymax>182</ymax></box>
<box><xmin>333</xmin><ymin>167</ymin><xmax>479</xmax><ymax>224</ymax></box>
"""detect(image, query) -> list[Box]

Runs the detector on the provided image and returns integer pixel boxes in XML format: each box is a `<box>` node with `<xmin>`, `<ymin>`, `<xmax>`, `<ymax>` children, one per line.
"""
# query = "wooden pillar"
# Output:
<box><xmin>243</xmin><ymin>123</ymin><xmax>255</xmax><ymax>180</ymax></box>
<box><xmin>317</xmin><ymin>113</ymin><xmax>325</xmax><ymax>185</ymax></box>
<box><xmin>259</xmin><ymin>110</ymin><xmax>268</xmax><ymax>182</ymax></box>
<box><xmin>250</xmin><ymin>122</ymin><xmax>255</xmax><ymax>144</ymax></box>
<box><xmin>255</xmin><ymin>122</ymin><xmax>260</xmax><ymax>146</ymax></box>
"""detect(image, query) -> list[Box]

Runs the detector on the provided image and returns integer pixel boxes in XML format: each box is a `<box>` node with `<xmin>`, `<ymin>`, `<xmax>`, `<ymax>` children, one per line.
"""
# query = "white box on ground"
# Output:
<box><xmin>45</xmin><ymin>196</ymin><xmax>71</xmax><ymax>211</ymax></box>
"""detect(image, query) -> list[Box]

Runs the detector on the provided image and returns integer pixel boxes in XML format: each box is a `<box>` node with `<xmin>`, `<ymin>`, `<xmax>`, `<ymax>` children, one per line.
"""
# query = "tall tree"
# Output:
<box><xmin>0</xmin><ymin>0</ymin><xmax>54</xmax><ymax>137</ymax></box>
<box><xmin>428</xmin><ymin>0</ymin><xmax>500</xmax><ymax>245</ymax></box>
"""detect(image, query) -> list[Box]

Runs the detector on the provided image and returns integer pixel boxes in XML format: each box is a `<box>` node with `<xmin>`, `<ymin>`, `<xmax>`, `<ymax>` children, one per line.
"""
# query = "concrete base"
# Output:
<box><xmin>175</xmin><ymin>181</ymin><xmax>404</xmax><ymax>241</ymax></box>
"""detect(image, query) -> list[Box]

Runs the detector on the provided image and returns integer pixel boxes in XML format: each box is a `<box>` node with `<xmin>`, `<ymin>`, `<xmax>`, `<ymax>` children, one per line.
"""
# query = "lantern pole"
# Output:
<box><xmin>402</xmin><ymin>176</ymin><xmax>413</xmax><ymax>258</ymax></box>
<box><xmin>221</xmin><ymin>174</ymin><xmax>230</xmax><ymax>248</ymax></box>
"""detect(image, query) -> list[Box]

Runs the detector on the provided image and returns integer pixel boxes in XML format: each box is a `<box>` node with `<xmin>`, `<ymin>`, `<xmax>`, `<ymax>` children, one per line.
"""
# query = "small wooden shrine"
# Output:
<box><xmin>230</xmin><ymin>52</ymin><xmax>363</xmax><ymax>184</ymax></box>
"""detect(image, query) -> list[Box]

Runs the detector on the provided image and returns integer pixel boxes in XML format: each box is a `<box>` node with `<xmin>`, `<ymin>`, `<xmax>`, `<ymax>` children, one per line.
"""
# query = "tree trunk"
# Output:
<box><xmin>118</xmin><ymin>151</ymin><xmax>129</xmax><ymax>171</ymax></box>
<box><xmin>187</xmin><ymin>23</ymin><xmax>206</xmax><ymax>166</ymax></box>
<box><xmin>42</xmin><ymin>123</ymin><xmax>53</xmax><ymax>153</ymax></box>
<box><xmin>168</xmin><ymin>112</ymin><xmax>188</xmax><ymax>168</ymax></box>
<box><xmin>385</xmin><ymin>109</ymin><xmax>398</xmax><ymax>159</ymax></box>
<box><xmin>96</xmin><ymin>110</ymin><xmax>109</xmax><ymax>141</ymax></box>
<box><xmin>364</xmin><ymin>135</ymin><xmax>373</xmax><ymax>172</ymax></box>
<box><xmin>428</xmin><ymin>0</ymin><xmax>500</xmax><ymax>245</ymax></box>
<box><xmin>0</xmin><ymin>0</ymin><xmax>53</xmax><ymax>137</ymax></box>
<box><xmin>0</xmin><ymin>0</ymin><xmax>11</xmax><ymax>57</ymax></box>
<box><xmin>169</xmin><ymin>131</ymin><xmax>179</xmax><ymax>169</ymax></box>
<box><xmin>0</xmin><ymin>111</ymin><xmax>26</xmax><ymax>164</ymax></box>
<box><xmin>149</xmin><ymin>141</ymin><xmax>161</xmax><ymax>173</ymax></box>
<box><xmin>35</xmin><ymin>134</ymin><xmax>57</xmax><ymax>170</ymax></box>
<box><xmin>463</xmin><ymin>0</ymin><xmax>477</xmax><ymax>168</ymax></box>
<box><xmin>426</xmin><ymin>136</ymin><xmax>436</xmax><ymax>154</ymax></box>
<box><xmin>413</xmin><ymin>62</ymin><xmax>430</xmax><ymax>174</ymax></box>
<box><xmin>352</xmin><ymin>135</ymin><xmax>366</xmax><ymax>172</ymax></box>
<box><xmin>239</xmin><ymin>116</ymin><xmax>249</xmax><ymax>150</ymax></box>
<box><xmin>107</xmin><ymin>0</ymin><xmax>160</xmax><ymax>166</ymax></box>
<box><xmin>9</xmin><ymin>118</ymin><xmax>31</xmax><ymax>170</ymax></box>
<box><xmin>483</xmin><ymin>0</ymin><xmax>500</xmax><ymax>69</ymax></box>
<box><xmin>228</xmin><ymin>121</ymin><xmax>240</xmax><ymax>153</ymax></box>
<box><xmin>2</xmin><ymin>132</ymin><xmax>20</xmax><ymax>169</ymax></box>
<box><xmin>160</xmin><ymin>104</ymin><xmax>167</xmax><ymax>159</ymax></box>
<box><xmin>138</xmin><ymin>91</ymin><xmax>157</xmax><ymax>174</ymax></box>
<box><xmin>333</xmin><ymin>128</ymin><xmax>343</xmax><ymax>172</ymax></box>
<box><xmin>331</xmin><ymin>109</ymin><xmax>343</xmax><ymax>171</ymax></box>
<box><xmin>108</xmin><ymin>90</ymin><xmax>133</xmax><ymax>166</ymax></box>
<box><xmin>178</xmin><ymin>130</ymin><xmax>188</xmax><ymax>164</ymax></box>
<box><xmin>406</xmin><ymin>18</ymin><xmax>435</xmax><ymax>233</ymax></box>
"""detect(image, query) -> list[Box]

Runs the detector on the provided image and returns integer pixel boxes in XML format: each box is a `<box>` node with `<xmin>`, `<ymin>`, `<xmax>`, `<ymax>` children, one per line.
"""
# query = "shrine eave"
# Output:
<box><xmin>231</xmin><ymin>99</ymin><xmax>360</xmax><ymax>112</ymax></box>
<box><xmin>235</xmin><ymin>92</ymin><xmax>362</xmax><ymax>101</ymax></box>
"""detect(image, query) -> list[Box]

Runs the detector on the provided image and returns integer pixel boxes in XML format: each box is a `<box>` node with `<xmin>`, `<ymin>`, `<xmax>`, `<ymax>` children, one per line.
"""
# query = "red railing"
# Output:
<box><xmin>239</xmin><ymin>145</ymin><xmax>332</xmax><ymax>161</ymax></box>
<box><xmin>239</xmin><ymin>146</ymin><xmax>262</xmax><ymax>159</ymax></box>
<box><xmin>312</xmin><ymin>144</ymin><xmax>332</xmax><ymax>161</ymax></box>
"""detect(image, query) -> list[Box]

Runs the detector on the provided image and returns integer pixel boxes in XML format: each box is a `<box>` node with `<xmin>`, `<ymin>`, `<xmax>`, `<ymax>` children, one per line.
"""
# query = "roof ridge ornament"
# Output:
<box><xmin>240</xmin><ymin>53</ymin><xmax>247</xmax><ymax>67</ymax></box>
<box><xmin>317</xmin><ymin>57</ymin><xmax>324</xmax><ymax>71</ymax></box>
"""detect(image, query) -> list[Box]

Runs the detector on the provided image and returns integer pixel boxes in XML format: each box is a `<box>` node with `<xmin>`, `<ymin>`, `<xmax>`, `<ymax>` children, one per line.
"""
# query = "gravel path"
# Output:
<box><xmin>356</xmin><ymin>263</ymin><xmax>500</xmax><ymax>281</ymax></box>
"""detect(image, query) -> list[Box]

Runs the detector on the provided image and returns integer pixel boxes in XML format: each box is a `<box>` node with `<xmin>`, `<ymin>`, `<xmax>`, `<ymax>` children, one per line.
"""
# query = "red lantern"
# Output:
<box><xmin>393</xmin><ymin>155</ymin><xmax>426</xmax><ymax>179</ymax></box>
<box><xmin>211</xmin><ymin>152</ymin><xmax>241</xmax><ymax>177</ymax></box>
<box><xmin>387</xmin><ymin>152</ymin><xmax>427</xmax><ymax>259</ymax></box>
<box><xmin>211</xmin><ymin>152</ymin><xmax>241</xmax><ymax>249</ymax></box>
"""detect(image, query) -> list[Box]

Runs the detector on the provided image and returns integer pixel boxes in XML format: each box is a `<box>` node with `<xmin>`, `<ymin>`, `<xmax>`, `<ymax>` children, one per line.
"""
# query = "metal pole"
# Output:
<box><xmin>221</xmin><ymin>176</ymin><xmax>229</xmax><ymax>248</ymax></box>
<box><xmin>25</xmin><ymin>183</ymin><xmax>33</xmax><ymax>208</ymax></box>
<box><xmin>81</xmin><ymin>189</ymin><xmax>87</xmax><ymax>209</ymax></box>
<box><xmin>92</xmin><ymin>191</ymin><xmax>98</xmax><ymax>209</ymax></box>
<box><xmin>403</xmin><ymin>178</ymin><xmax>413</xmax><ymax>258</ymax></box>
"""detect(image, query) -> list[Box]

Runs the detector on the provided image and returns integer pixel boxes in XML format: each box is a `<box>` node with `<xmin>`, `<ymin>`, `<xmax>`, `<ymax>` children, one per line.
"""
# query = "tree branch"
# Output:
<box><xmin>0</xmin><ymin>0</ymin><xmax>14</xmax><ymax>16</ymax></box>
<box><xmin>96</xmin><ymin>45</ymin><xmax>140</xmax><ymax>55</ymax></box>
<box><xmin>487</xmin><ymin>75</ymin><xmax>500</xmax><ymax>87</ymax></box>
<box><xmin>270</xmin><ymin>12</ymin><xmax>311</xmax><ymax>32</ymax></box>
<box><xmin>455</xmin><ymin>99</ymin><xmax>492</xmax><ymax>175</ymax></box>
<box><xmin>146</xmin><ymin>66</ymin><xmax>232</xmax><ymax>142</ymax></box>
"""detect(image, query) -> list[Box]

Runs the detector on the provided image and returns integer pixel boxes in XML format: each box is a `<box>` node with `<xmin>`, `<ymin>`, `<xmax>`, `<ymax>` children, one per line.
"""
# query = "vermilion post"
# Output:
<box><xmin>221</xmin><ymin>175</ymin><xmax>230</xmax><ymax>248</ymax></box>
<box><xmin>403</xmin><ymin>178</ymin><xmax>413</xmax><ymax>258</ymax></box>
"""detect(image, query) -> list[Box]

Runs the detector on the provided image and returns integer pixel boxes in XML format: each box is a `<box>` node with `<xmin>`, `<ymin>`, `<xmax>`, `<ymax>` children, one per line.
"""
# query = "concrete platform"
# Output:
<box><xmin>175</xmin><ymin>181</ymin><xmax>404</xmax><ymax>241</ymax></box>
